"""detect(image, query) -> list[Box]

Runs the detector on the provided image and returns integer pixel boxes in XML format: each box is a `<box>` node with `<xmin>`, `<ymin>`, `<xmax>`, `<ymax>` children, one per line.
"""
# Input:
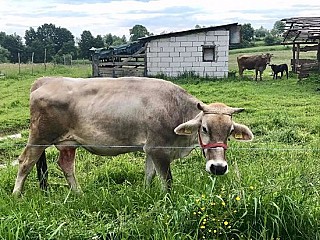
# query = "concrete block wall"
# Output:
<box><xmin>146</xmin><ymin>30</ymin><xmax>230</xmax><ymax>78</ymax></box>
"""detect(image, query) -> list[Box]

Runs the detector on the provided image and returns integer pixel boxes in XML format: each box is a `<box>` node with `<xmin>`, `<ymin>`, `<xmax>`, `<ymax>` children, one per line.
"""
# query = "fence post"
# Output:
<box><xmin>18</xmin><ymin>52</ymin><xmax>21</xmax><ymax>74</ymax></box>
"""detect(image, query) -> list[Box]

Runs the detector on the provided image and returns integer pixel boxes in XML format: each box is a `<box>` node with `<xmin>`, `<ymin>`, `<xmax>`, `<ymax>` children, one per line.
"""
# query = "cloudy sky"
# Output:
<box><xmin>0</xmin><ymin>0</ymin><xmax>319</xmax><ymax>41</ymax></box>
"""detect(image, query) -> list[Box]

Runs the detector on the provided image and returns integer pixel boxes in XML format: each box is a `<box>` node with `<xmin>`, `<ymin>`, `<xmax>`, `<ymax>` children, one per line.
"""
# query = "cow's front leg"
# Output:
<box><xmin>255</xmin><ymin>69</ymin><xmax>259</xmax><ymax>81</ymax></box>
<box><xmin>151</xmin><ymin>155</ymin><xmax>172</xmax><ymax>191</ymax></box>
<box><xmin>57</xmin><ymin>147</ymin><xmax>81</xmax><ymax>194</ymax></box>
<box><xmin>13</xmin><ymin>146</ymin><xmax>46</xmax><ymax>196</ymax></box>
<box><xmin>145</xmin><ymin>154</ymin><xmax>156</xmax><ymax>187</ymax></box>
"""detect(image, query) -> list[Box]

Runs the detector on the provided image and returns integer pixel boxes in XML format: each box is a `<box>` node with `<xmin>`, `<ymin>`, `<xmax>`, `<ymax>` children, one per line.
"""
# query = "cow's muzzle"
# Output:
<box><xmin>206</xmin><ymin>159</ymin><xmax>228</xmax><ymax>175</ymax></box>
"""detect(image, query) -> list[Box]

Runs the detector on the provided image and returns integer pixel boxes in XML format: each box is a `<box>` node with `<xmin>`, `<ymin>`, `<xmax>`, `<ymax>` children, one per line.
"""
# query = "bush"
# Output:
<box><xmin>264</xmin><ymin>34</ymin><xmax>282</xmax><ymax>46</ymax></box>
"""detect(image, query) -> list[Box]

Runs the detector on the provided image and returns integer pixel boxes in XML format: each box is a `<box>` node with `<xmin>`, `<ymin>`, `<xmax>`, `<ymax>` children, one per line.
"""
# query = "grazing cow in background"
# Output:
<box><xmin>12</xmin><ymin>77</ymin><xmax>254</xmax><ymax>195</ymax></box>
<box><xmin>237</xmin><ymin>53</ymin><xmax>273</xmax><ymax>81</ymax></box>
<box><xmin>270</xmin><ymin>64</ymin><xmax>288</xmax><ymax>79</ymax></box>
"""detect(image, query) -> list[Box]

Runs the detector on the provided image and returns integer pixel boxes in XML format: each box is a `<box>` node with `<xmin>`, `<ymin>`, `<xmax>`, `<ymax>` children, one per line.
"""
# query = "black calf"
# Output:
<box><xmin>270</xmin><ymin>64</ymin><xmax>288</xmax><ymax>79</ymax></box>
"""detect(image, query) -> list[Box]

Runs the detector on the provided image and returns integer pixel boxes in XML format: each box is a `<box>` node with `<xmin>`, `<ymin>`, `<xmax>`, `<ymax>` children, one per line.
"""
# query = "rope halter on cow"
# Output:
<box><xmin>197</xmin><ymin>110</ymin><xmax>231</xmax><ymax>157</ymax></box>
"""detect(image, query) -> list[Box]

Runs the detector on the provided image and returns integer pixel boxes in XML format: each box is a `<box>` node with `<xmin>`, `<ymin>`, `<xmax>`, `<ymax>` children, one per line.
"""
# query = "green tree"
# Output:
<box><xmin>94</xmin><ymin>35</ymin><xmax>105</xmax><ymax>48</ymax></box>
<box><xmin>24</xmin><ymin>24</ymin><xmax>75</xmax><ymax>63</ymax></box>
<box><xmin>0</xmin><ymin>33</ymin><xmax>25</xmax><ymax>63</ymax></box>
<box><xmin>255</xmin><ymin>26</ymin><xmax>269</xmax><ymax>39</ymax></box>
<box><xmin>238</xmin><ymin>23</ymin><xmax>254</xmax><ymax>48</ymax></box>
<box><xmin>264</xmin><ymin>34</ymin><xmax>282</xmax><ymax>45</ymax></box>
<box><xmin>114</xmin><ymin>35</ymin><xmax>127</xmax><ymax>46</ymax></box>
<box><xmin>271</xmin><ymin>20</ymin><xmax>285</xmax><ymax>37</ymax></box>
<box><xmin>103</xmin><ymin>34</ymin><xmax>127</xmax><ymax>48</ymax></box>
<box><xmin>78</xmin><ymin>30</ymin><xmax>95</xmax><ymax>59</ymax></box>
<box><xmin>241</xmin><ymin>23</ymin><xmax>254</xmax><ymax>42</ymax></box>
<box><xmin>0</xmin><ymin>45</ymin><xmax>9</xmax><ymax>63</ymax></box>
<box><xmin>104</xmin><ymin>33</ymin><xmax>114</xmax><ymax>47</ymax></box>
<box><xmin>129</xmin><ymin>25</ymin><xmax>150</xmax><ymax>41</ymax></box>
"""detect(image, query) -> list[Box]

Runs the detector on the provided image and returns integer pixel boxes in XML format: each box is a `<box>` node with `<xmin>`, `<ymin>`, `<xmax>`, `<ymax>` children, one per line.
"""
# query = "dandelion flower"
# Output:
<box><xmin>249</xmin><ymin>186</ymin><xmax>254</xmax><ymax>190</ymax></box>
<box><xmin>214</xmin><ymin>230</ymin><xmax>217</xmax><ymax>233</ymax></box>
<box><xmin>200</xmin><ymin>225</ymin><xmax>205</xmax><ymax>229</ymax></box>
<box><xmin>224</xmin><ymin>221</ymin><xmax>229</xmax><ymax>226</ymax></box>
<box><xmin>235</xmin><ymin>196</ymin><xmax>241</xmax><ymax>201</ymax></box>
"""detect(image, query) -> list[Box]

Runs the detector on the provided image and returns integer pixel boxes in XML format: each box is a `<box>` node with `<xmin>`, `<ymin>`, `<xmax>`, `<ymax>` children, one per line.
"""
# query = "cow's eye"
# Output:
<box><xmin>202</xmin><ymin>126</ymin><xmax>208</xmax><ymax>134</ymax></box>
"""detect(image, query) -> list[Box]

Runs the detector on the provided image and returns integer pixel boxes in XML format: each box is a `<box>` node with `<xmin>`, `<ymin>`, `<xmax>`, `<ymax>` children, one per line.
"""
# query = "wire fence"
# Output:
<box><xmin>1</xmin><ymin>142</ymin><xmax>320</xmax><ymax>152</ymax></box>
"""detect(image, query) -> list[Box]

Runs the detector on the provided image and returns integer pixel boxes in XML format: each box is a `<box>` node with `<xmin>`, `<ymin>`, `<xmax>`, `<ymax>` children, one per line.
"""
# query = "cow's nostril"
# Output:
<box><xmin>210</xmin><ymin>164</ymin><xmax>227</xmax><ymax>175</ymax></box>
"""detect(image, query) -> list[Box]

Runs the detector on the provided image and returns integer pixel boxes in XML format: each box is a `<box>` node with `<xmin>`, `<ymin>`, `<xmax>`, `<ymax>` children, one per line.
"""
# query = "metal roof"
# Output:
<box><xmin>139</xmin><ymin>23</ymin><xmax>239</xmax><ymax>41</ymax></box>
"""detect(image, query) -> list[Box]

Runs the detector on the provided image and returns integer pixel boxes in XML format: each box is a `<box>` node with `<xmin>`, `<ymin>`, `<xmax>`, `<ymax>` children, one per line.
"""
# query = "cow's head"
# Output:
<box><xmin>262</xmin><ymin>53</ymin><xmax>273</xmax><ymax>65</ymax></box>
<box><xmin>174</xmin><ymin>102</ymin><xmax>253</xmax><ymax>175</ymax></box>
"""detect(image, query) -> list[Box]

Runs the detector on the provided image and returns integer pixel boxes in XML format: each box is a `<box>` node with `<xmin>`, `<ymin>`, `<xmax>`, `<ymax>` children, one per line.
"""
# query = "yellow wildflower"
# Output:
<box><xmin>235</xmin><ymin>196</ymin><xmax>241</xmax><ymax>201</ymax></box>
<box><xmin>224</xmin><ymin>221</ymin><xmax>229</xmax><ymax>226</ymax></box>
<box><xmin>249</xmin><ymin>186</ymin><xmax>254</xmax><ymax>190</ymax></box>
<box><xmin>221</xmin><ymin>201</ymin><xmax>226</xmax><ymax>206</ymax></box>
<box><xmin>200</xmin><ymin>225</ymin><xmax>205</xmax><ymax>229</ymax></box>
<box><xmin>214</xmin><ymin>230</ymin><xmax>217</xmax><ymax>233</ymax></box>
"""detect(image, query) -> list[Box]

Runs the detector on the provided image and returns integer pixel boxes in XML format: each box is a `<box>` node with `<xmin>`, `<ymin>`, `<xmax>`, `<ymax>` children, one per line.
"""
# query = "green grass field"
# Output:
<box><xmin>0</xmin><ymin>48</ymin><xmax>320</xmax><ymax>239</ymax></box>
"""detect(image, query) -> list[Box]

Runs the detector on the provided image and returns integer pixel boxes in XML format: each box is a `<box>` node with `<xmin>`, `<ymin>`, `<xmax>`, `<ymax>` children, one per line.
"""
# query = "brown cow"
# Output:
<box><xmin>237</xmin><ymin>53</ymin><xmax>272</xmax><ymax>81</ymax></box>
<box><xmin>13</xmin><ymin>77</ymin><xmax>253</xmax><ymax>195</ymax></box>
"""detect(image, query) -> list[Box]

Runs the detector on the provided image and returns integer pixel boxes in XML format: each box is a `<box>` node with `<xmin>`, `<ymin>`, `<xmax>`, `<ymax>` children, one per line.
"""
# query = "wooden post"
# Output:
<box><xmin>91</xmin><ymin>53</ymin><xmax>99</xmax><ymax>77</ymax></box>
<box><xmin>18</xmin><ymin>52</ymin><xmax>21</xmax><ymax>74</ymax></box>
<box><xmin>44</xmin><ymin>48</ymin><xmax>47</xmax><ymax>71</ymax></box>
<box><xmin>144</xmin><ymin>47</ymin><xmax>147</xmax><ymax>77</ymax></box>
<box><xmin>31</xmin><ymin>52</ymin><xmax>34</xmax><ymax>75</ymax></box>
<box><xmin>292</xmin><ymin>44</ymin><xmax>296</xmax><ymax>72</ymax></box>
<box><xmin>296</xmin><ymin>43</ymin><xmax>300</xmax><ymax>67</ymax></box>
<box><xmin>317</xmin><ymin>41</ymin><xmax>320</xmax><ymax>62</ymax></box>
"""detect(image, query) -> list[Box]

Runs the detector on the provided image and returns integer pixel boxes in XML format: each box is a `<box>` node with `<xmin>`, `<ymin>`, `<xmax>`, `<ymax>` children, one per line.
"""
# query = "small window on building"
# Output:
<box><xmin>202</xmin><ymin>45</ymin><xmax>216</xmax><ymax>62</ymax></box>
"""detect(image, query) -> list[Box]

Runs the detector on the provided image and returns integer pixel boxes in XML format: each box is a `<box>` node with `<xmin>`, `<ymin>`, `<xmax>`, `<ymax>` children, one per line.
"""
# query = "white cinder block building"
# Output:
<box><xmin>141</xmin><ymin>23</ymin><xmax>241</xmax><ymax>78</ymax></box>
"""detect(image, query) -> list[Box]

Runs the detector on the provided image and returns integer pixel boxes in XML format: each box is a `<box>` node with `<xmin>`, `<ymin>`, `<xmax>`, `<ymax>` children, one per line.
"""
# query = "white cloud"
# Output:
<box><xmin>0</xmin><ymin>0</ymin><xmax>319</xmax><ymax>40</ymax></box>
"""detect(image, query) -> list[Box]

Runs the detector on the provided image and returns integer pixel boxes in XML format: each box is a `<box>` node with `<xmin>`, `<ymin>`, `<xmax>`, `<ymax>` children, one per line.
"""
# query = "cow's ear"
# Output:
<box><xmin>174</xmin><ymin>117</ymin><xmax>201</xmax><ymax>135</ymax></box>
<box><xmin>231</xmin><ymin>123</ymin><xmax>254</xmax><ymax>141</ymax></box>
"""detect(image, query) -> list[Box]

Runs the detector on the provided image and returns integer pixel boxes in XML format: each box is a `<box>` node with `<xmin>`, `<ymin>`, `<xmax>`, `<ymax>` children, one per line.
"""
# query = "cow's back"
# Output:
<box><xmin>29</xmin><ymin>77</ymin><xmax>200</xmax><ymax>150</ymax></box>
<box><xmin>237</xmin><ymin>55</ymin><xmax>261</xmax><ymax>70</ymax></box>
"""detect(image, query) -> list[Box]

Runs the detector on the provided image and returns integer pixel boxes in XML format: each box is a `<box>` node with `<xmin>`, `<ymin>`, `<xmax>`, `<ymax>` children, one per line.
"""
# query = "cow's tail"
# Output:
<box><xmin>36</xmin><ymin>151</ymin><xmax>48</xmax><ymax>191</ymax></box>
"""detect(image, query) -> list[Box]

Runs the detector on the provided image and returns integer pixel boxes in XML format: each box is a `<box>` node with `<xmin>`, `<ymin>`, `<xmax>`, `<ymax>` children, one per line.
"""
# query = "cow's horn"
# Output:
<box><xmin>230</xmin><ymin>107</ymin><xmax>244</xmax><ymax>114</ymax></box>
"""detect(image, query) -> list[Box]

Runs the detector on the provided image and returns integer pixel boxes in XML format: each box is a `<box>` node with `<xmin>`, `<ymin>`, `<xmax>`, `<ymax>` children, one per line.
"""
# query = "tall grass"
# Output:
<box><xmin>0</xmin><ymin>49</ymin><xmax>320</xmax><ymax>239</ymax></box>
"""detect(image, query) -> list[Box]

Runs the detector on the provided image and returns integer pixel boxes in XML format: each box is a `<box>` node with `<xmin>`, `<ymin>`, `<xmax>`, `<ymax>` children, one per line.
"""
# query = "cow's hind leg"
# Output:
<box><xmin>36</xmin><ymin>151</ymin><xmax>48</xmax><ymax>191</ymax></box>
<box><xmin>13</xmin><ymin>146</ymin><xmax>46</xmax><ymax>196</ymax></box>
<box><xmin>57</xmin><ymin>147</ymin><xmax>81</xmax><ymax>193</ymax></box>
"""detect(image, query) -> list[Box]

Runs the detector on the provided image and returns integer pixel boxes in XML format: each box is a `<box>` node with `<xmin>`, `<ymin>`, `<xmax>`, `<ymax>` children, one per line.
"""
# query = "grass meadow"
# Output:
<box><xmin>0</xmin><ymin>48</ymin><xmax>320</xmax><ymax>239</ymax></box>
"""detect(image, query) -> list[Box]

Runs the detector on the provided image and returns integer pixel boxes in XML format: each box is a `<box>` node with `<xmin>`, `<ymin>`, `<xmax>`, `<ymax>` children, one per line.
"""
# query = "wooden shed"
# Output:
<box><xmin>91</xmin><ymin>23</ymin><xmax>241</xmax><ymax>78</ymax></box>
<box><xmin>281</xmin><ymin>17</ymin><xmax>320</xmax><ymax>79</ymax></box>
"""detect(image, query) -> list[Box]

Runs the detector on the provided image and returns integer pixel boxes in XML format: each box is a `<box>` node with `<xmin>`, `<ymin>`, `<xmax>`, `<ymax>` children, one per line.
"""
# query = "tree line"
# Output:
<box><xmin>0</xmin><ymin>24</ymin><xmax>151</xmax><ymax>64</ymax></box>
<box><xmin>0</xmin><ymin>21</ymin><xmax>283</xmax><ymax>64</ymax></box>
<box><xmin>238</xmin><ymin>21</ymin><xmax>285</xmax><ymax>48</ymax></box>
